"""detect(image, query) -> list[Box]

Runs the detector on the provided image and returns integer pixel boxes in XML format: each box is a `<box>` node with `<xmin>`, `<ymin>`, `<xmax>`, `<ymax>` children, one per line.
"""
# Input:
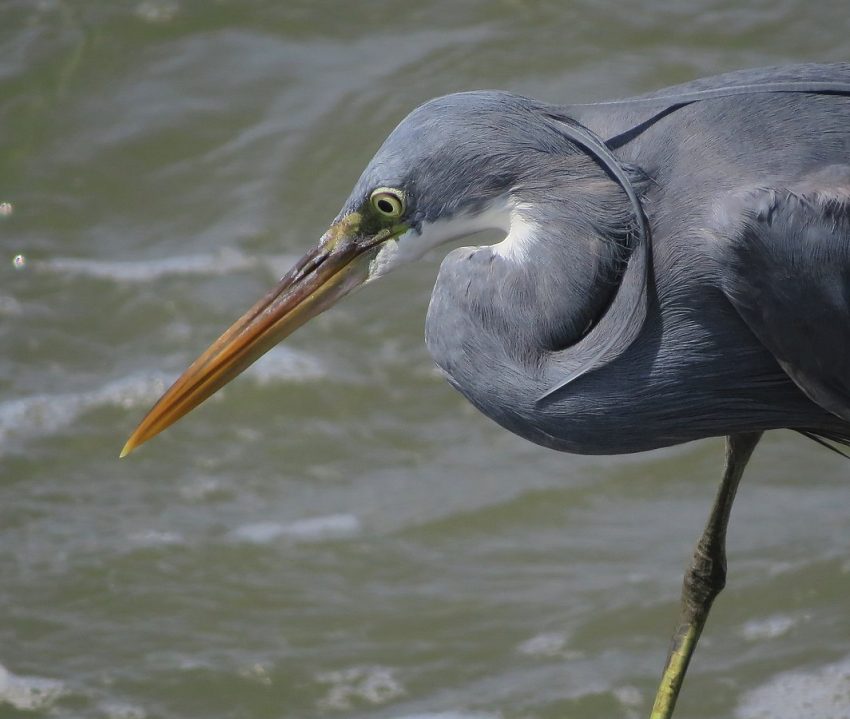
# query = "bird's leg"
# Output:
<box><xmin>649</xmin><ymin>432</ymin><xmax>762</xmax><ymax>719</ymax></box>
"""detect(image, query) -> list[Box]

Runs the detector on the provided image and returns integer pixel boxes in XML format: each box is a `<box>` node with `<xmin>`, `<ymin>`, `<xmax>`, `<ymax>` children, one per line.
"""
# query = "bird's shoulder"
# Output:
<box><xmin>713</xmin><ymin>165</ymin><xmax>850</xmax><ymax>421</ymax></box>
<box><xmin>634</xmin><ymin>62</ymin><xmax>850</xmax><ymax>100</ymax></box>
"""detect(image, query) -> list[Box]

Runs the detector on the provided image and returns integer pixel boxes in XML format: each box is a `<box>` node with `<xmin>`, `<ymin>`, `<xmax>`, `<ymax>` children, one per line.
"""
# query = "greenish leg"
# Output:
<box><xmin>649</xmin><ymin>432</ymin><xmax>762</xmax><ymax>719</ymax></box>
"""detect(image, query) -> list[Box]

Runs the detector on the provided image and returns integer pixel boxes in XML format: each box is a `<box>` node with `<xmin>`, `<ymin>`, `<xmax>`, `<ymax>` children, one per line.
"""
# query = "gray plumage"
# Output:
<box><xmin>342</xmin><ymin>62</ymin><xmax>850</xmax><ymax>454</ymax></box>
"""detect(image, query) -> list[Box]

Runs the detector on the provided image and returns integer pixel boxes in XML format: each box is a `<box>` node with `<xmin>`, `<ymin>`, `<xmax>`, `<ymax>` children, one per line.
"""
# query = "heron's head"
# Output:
<box><xmin>122</xmin><ymin>91</ymin><xmax>564</xmax><ymax>455</ymax></box>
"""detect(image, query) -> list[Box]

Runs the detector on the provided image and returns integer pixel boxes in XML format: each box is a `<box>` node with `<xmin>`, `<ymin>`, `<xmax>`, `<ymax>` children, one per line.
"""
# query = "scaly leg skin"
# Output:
<box><xmin>649</xmin><ymin>432</ymin><xmax>763</xmax><ymax>719</ymax></box>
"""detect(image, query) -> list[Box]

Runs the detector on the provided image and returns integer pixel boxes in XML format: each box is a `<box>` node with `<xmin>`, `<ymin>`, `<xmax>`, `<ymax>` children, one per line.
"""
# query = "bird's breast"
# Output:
<box><xmin>425</xmin><ymin>245</ymin><xmax>831</xmax><ymax>455</ymax></box>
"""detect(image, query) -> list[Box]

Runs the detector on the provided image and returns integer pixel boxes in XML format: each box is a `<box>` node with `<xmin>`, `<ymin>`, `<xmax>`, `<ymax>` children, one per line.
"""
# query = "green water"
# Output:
<box><xmin>2</xmin><ymin>1</ymin><xmax>850</xmax><ymax>717</ymax></box>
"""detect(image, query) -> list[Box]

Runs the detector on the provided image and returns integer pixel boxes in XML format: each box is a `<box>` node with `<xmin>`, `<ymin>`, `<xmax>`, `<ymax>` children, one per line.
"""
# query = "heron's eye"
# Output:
<box><xmin>370</xmin><ymin>188</ymin><xmax>405</xmax><ymax>219</ymax></box>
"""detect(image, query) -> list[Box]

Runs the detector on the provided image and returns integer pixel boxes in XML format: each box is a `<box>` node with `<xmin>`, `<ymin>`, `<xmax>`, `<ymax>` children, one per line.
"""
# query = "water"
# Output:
<box><xmin>2</xmin><ymin>1</ymin><xmax>850</xmax><ymax>717</ymax></box>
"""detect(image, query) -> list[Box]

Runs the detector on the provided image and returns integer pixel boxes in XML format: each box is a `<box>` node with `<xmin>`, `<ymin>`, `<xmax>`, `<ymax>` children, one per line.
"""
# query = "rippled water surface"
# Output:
<box><xmin>2</xmin><ymin>1</ymin><xmax>850</xmax><ymax>717</ymax></box>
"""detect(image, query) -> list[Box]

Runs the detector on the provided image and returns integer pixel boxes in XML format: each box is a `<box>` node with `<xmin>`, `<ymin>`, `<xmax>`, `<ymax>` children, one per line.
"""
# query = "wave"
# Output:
<box><xmin>736</xmin><ymin>654</ymin><xmax>850</xmax><ymax>719</ymax></box>
<box><xmin>0</xmin><ymin>344</ymin><xmax>326</xmax><ymax>453</ymax></box>
<box><xmin>33</xmin><ymin>249</ymin><xmax>296</xmax><ymax>283</ymax></box>
<box><xmin>228</xmin><ymin>514</ymin><xmax>361</xmax><ymax>544</ymax></box>
<box><xmin>0</xmin><ymin>373</ymin><xmax>169</xmax><ymax>452</ymax></box>
<box><xmin>0</xmin><ymin>663</ymin><xmax>65</xmax><ymax>712</ymax></box>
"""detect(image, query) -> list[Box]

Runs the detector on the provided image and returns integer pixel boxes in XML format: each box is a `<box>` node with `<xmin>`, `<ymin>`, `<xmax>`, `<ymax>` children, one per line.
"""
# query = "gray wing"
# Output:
<box><xmin>719</xmin><ymin>166</ymin><xmax>850</xmax><ymax>421</ymax></box>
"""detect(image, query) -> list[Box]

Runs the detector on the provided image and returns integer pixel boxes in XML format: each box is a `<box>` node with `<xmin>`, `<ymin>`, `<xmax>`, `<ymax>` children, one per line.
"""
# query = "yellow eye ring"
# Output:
<box><xmin>370</xmin><ymin>188</ymin><xmax>405</xmax><ymax>218</ymax></box>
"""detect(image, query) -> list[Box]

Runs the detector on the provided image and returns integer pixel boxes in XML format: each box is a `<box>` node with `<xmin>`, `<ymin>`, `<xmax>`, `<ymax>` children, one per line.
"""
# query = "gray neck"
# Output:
<box><xmin>426</xmin><ymin>155</ymin><xmax>639</xmax><ymax>386</ymax></box>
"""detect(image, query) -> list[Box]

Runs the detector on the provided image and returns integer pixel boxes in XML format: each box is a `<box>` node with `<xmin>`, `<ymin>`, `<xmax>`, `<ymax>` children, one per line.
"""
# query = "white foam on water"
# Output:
<box><xmin>739</xmin><ymin>614</ymin><xmax>798</xmax><ymax>642</ymax></box>
<box><xmin>516</xmin><ymin>631</ymin><xmax>581</xmax><ymax>660</ymax></box>
<box><xmin>178</xmin><ymin>476</ymin><xmax>229</xmax><ymax>502</ymax></box>
<box><xmin>0</xmin><ymin>372</ymin><xmax>169</xmax><ymax>452</ymax></box>
<box><xmin>238</xmin><ymin>662</ymin><xmax>273</xmax><ymax>686</ymax></box>
<box><xmin>0</xmin><ymin>662</ymin><xmax>65</xmax><ymax>711</ymax></box>
<box><xmin>34</xmin><ymin>247</ymin><xmax>258</xmax><ymax>282</ymax></box>
<box><xmin>392</xmin><ymin>713</ymin><xmax>499</xmax><ymax>719</ymax></box>
<box><xmin>767</xmin><ymin>560</ymin><xmax>809</xmax><ymax>577</ymax></box>
<box><xmin>229</xmin><ymin>514</ymin><xmax>361</xmax><ymax>544</ymax></box>
<box><xmin>0</xmin><ymin>295</ymin><xmax>22</xmax><ymax>316</ymax></box>
<box><xmin>315</xmin><ymin>665</ymin><xmax>405</xmax><ymax>711</ymax></box>
<box><xmin>228</xmin><ymin>521</ymin><xmax>285</xmax><ymax>544</ymax></box>
<box><xmin>133</xmin><ymin>0</ymin><xmax>178</xmax><ymax>24</ymax></box>
<box><xmin>127</xmin><ymin>530</ymin><xmax>185</xmax><ymax>548</ymax></box>
<box><xmin>100</xmin><ymin>701</ymin><xmax>147</xmax><ymax>719</ymax></box>
<box><xmin>244</xmin><ymin>345</ymin><xmax>328</xmax><ymax>385</ymax></box>
<box><xmin>613</xmin><ymin>685</ymin><xmax>643</xmax><ymax>708</ymax></box>
<box><xmin>0</xmin><ymin>345</ymin><xmax>326</xmax><ymax>452</ymax></box>
<box><xmin>736</xmin><ymin>654</ymin><xmax>850</xmax><ymax>719</ymax></box>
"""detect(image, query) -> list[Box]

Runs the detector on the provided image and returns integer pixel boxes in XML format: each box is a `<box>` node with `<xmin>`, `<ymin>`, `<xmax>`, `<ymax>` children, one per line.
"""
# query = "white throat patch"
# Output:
<box><xmin>492</xmin><ymin>203</ymin><xmax>535</xmax><ymax>262</ymax></box>
<box><xmin>367</xmin><ymin>196</ymin><xmax>532</xmax><ymax>281</ymax></box>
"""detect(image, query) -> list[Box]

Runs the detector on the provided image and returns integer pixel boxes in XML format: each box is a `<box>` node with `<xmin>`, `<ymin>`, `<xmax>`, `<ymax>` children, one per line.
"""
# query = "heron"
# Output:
<box><xmin>121</xmin><ymin>62</ymin><xmax>850</xmax><ymax>717</ymax></box>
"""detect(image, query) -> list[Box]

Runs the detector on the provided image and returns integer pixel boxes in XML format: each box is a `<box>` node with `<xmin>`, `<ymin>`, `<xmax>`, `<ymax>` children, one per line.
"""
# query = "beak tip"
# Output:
<box><xmin>119</xmin><ymin>438</ymin><xmax>137</xmax><ymax>459</ymax></box>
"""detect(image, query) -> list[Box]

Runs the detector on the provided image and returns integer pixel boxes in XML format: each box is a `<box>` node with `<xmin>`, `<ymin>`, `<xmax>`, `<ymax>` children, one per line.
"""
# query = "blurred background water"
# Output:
<box><xmin>2</xmin><ymin>1</ymin><xmax>850</xmax><ymax>717</ymax></box>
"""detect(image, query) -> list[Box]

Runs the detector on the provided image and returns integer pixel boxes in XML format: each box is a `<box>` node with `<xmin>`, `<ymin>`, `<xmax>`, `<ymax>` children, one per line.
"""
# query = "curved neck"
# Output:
<box><xmin>427</xmin><ymin>155</ymin><xmax>641</xmax><ymax>373</ymax></box>
<box><xmin>425</xmin><ymin>154</ymin><xmax>653</xmax><ymax>451</ymax></box>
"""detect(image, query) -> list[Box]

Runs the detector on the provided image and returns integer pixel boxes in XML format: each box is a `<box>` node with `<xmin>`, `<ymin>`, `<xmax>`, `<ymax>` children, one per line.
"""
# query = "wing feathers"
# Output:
<box><xmin>720</xmin><ymin>167</ymin><xmax>850</xmax><ymax>421</ymax></box>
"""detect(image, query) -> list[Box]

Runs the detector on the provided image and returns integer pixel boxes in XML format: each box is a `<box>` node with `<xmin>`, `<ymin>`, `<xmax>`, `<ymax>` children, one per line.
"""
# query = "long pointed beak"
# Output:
<box><xmin>121</xmin><ymin>218</ymin><xmax>387</xmax><ymax>457</ymax></box>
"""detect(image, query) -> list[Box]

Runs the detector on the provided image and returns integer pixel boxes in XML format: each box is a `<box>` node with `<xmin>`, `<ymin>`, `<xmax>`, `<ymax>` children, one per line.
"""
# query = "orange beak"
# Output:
<box><xmin>121</xmin><ymin>218</ymin><xmax>389</xmax><ymax>457</ymax></box>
